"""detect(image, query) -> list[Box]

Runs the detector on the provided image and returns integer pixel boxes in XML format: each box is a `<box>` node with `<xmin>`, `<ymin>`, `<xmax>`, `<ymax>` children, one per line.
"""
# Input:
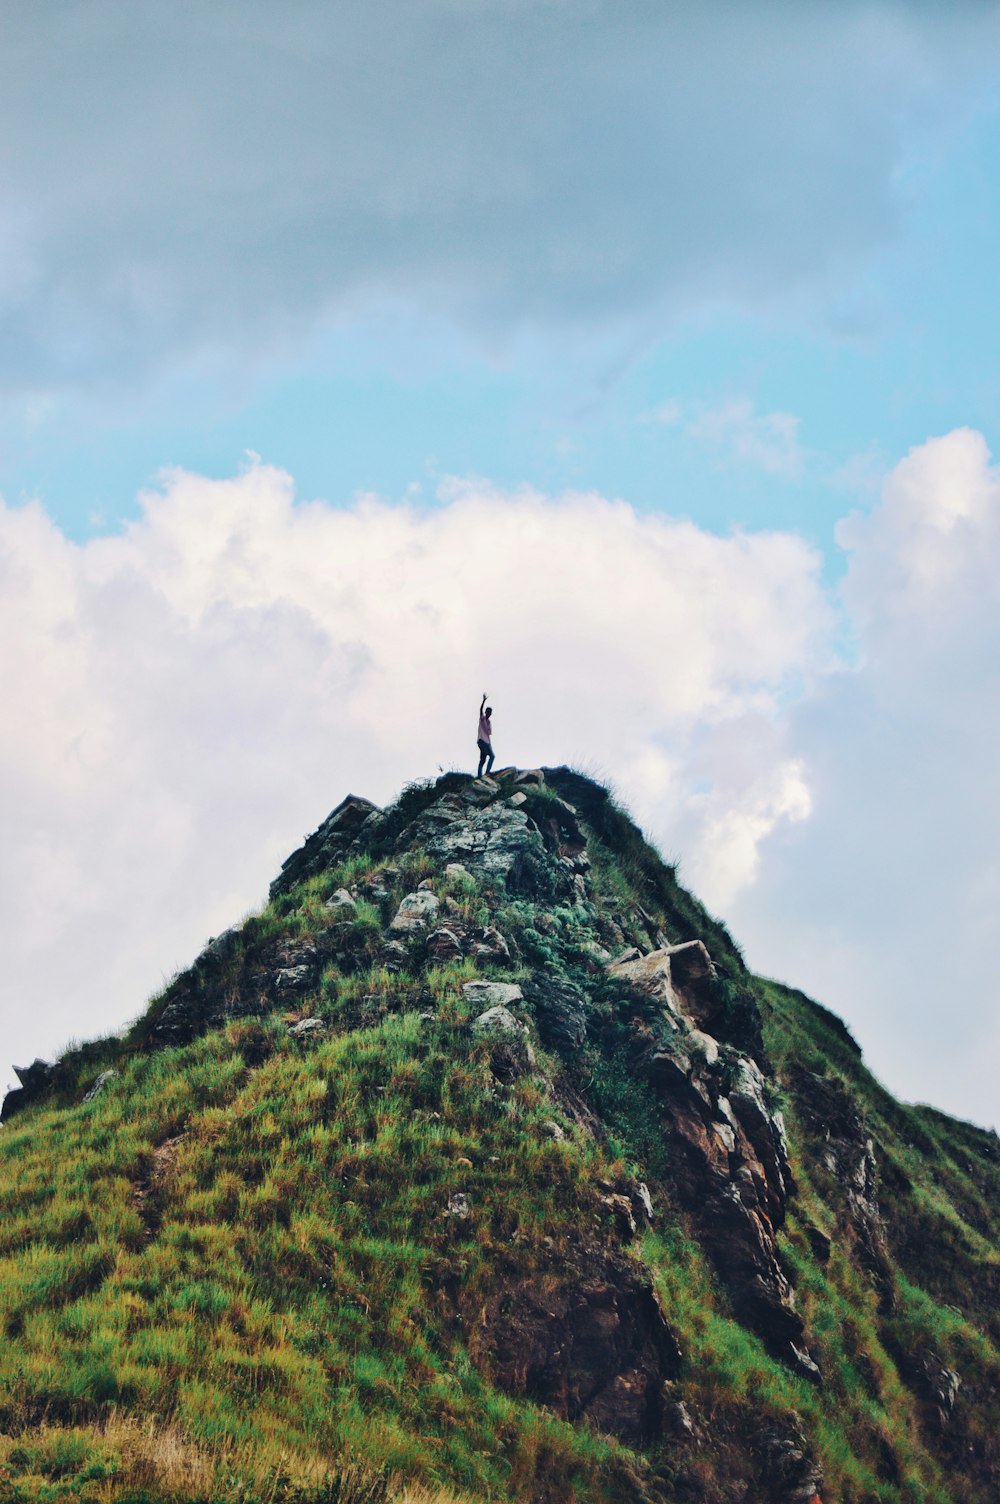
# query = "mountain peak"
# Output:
<box><xmin>0</xmin><ymin>767</ymin><xmax>997</xmax><ymax>1503</ymax></box>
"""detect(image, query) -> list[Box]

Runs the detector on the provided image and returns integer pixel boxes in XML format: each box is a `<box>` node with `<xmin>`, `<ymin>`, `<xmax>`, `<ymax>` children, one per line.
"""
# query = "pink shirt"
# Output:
<box><xmin>478</xmin><ymin>714</ymin><xmax>492</xmax><ymax>743</ymax></box>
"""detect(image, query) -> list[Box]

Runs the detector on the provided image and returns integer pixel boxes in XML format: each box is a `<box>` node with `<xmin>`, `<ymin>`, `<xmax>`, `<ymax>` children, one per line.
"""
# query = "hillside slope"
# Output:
<box><xmin>1</xmin><ymin>768</ymin><xmax>997</xmax><ymax>1504</ymax></box>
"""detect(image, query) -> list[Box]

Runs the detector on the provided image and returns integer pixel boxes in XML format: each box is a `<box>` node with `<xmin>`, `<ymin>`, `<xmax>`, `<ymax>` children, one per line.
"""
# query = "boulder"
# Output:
<box><xmin>462</xmin><ymin>980</ymin><xmax>523</xmax><ymax>1010</ymax></box>
<box><xmin>379</xmin><ymin>939</ymin><xmax>411</xmax><ymax>972</ymax></box>
<box><xmin>471</xmin><ymin>1004</ymin><xmax>526</xmax><ymax>1039</ymax></box>
<box><xmin>390</xmin><ymin>890</ymin><xmax>440</xmax><ymax>931</ymax></box>
<box><xmin>607</xmin><ymin>948</ymin><xmax>679</xmax><ymax>1010</ymax></box>
<box><xmin>425</xmin><ymin>927</ymin><xmax>465</xmax><ymax>964</ymax></box>
<box><xmin>288</xmin><ymin>1017</ymin><xmax>325</xmax><ymax>1039</ymax></box>
<box><xmin>468</xmin><ymin>925</ymin><xmax>511</xmax><ymax>965</ymax></box>
<box><xmin>324</xmin><ymin>888</ymin><xmax>357</xmax><ymax>917</ymax></box>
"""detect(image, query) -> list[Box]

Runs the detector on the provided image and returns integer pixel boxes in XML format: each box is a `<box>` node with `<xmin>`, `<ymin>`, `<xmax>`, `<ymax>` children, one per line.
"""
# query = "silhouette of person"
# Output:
<box><xmin>477</xmin><ymin>692</ymin><xmax>495</xmax><ymax>777</ymax></box>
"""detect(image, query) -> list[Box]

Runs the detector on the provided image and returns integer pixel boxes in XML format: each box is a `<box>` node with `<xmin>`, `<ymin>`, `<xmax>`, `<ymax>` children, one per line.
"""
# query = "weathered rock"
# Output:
<box><xmin>198</xmin><ymin>927</ymin><xmax>241</xmax><ymax>968</ymax></box>
<box><xmin>540</xmin><ymin>1119</ymin><xmax>565</xmax><ymax>1140</ymax></box>
<box><xmin>379</xmin><ymin>939</ymin><xmax>411</xmax><ymax>972</ymax></box>
<box><xmin>623</xmin><ymin>980</ymin><xmax>817</xmax><ymax>1378</ymax></box>
<box><xmin>417</xmin><ymin>797</ymin><xmax>571</xmax><ymax>898</ymax></box>
<box><xmin>275</xmin><ymin>964</ymin><xmax>314</xmax><ymax>991</ymax></box>
<box><xmin>664</xmin><ymin>940</ymin><xmax>718</xmax><ymax>1024</ymax></box>
<box><xmin>754</xmin><ymin>1419</ymin><xmax>825</xmax><ymax>1503</ymax></box>
<box><xmin>609</xmin><ymin>940</ymin><xmax>721</xmax><ymax>1029</ymax></box>
<box><xmin>444</xmin><ymin>862</ymin><xmax>472</xmax><ymax>880</ymax></box>
<box><xmin>1</xmin><ymin>1059</ymin><xmax>57</xmax><ymax>1122</ymax></box>
<box><xmin>425</xmin><ymin>927</ymin><xmax>465</xmax><ymax>963</ymax></box>
<box><xmin>288</xmin><ymin>1017</ymin><xmax>325</xmax><ymax>1039</ymax></box>
<box><xmin>471</xmin><ymin>1004</ymin><xmax>525</xmax><ymax>1039</ymax></box>
<box><xmin>390</xmin><ymin>890</ymin><xmax>440</xmax><ymax>931</ymax></box>
<box><xmin>471</xmin><ymin>1003</ymin><xmax>535</xmax><ymax>1082</ymax></box>
<box><xmin>463</xmin><ymin>980</ymin><xmax>523</xmax><ymax>1010</ymax></box>
<box><xmin>599</xmin><ymin>1191</ymin><xmax>638</xmax><ymax>1239</ymax></box>
<box><xmin>350</xmin><ymin>807</ymin><xmax>389</xmax><ymax>852</ymax></box>
<box><xmin>898</xmin><ymin>1349</ymin><xmax>963</xmax><ymax>1429</ymax></box>
<box><xmin>465</xmin><ymin>1247</ymin><xmax>681</xmax><ymax>1445</ymax></box>
<box><xmin>515</xmin><ymin>768</ymin><xmax>545</xmax><ymax>785</ymax></box>
<box><xmin>445</xmin><ymin>1193</ymin><xmax>471</xmax><ymax>1219</ymax></box>
<box><xmin>633</xmin><ymin>1181</ymin><xmax>655</xmax><ymax>1223</ymax></box>
<box><xmin>791</xmin><ymin>1069</ymin><xmax>894</xmax><ymax>1304</ymax></box>
<box><xmin>522</xmin><ymin>976</ymin><xmax>587</xmax><ymax>1052</ymax></box>
<box><xmin>82</xmin><ymin>1070</ymin><xmax>117</xmax><ymax>1103</ymax></box>
<box><xmin>460</xmin><ymin>776</ymin><xmax>501</xmax><ymax>806</ymax></box>
<box><xmin>468</xmin><ymin>925</ymin><xmax>511</xmax><ymax>965</ymax></box>
<box><xmin>270</xmin><ymin>794</ymin><xmax>380</xmax><ymax>899</ymax></box>
<box><xmin>324</xmin><ymin>888</ymin><xmax>357</xmax><ymax>917</ymax></box>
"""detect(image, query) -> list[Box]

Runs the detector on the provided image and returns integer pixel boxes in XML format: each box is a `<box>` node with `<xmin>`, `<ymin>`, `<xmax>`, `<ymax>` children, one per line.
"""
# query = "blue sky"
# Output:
<box><xmin>8</xmin><ymin>84</ymin><xmax>1000</xmax><ymax>558</ymax></box>
<box><xmin>2</xmin><ymin>1</ymin><xmax>1000</xmax><ymax>1126</ymax></box>
<box><xmin>4</xmin><ymin>1</ymin><xmax>999</xmax><ymax>557</ymax></box>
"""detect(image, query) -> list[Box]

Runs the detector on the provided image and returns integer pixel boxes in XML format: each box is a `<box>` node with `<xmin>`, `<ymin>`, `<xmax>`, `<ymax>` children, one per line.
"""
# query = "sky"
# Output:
<box><xmin>1</xmin><ymin>0</ymin><xmax>999</xmax><ymax>1128</ymax></box>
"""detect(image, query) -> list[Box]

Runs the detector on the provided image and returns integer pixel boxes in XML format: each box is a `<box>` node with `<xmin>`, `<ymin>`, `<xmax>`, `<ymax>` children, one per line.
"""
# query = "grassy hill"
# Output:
<box><xmin>0</xmin><ymin>768</ymin><xmax>997</xmax><ymax>1503</ymax></box>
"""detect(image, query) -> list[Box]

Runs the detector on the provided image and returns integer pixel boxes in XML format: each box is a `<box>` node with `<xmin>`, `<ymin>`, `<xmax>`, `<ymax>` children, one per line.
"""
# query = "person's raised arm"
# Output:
<box><xmin>480</xmin><ymin>692</ymin><xmax>487</xmax><ymax>716</ymax></box>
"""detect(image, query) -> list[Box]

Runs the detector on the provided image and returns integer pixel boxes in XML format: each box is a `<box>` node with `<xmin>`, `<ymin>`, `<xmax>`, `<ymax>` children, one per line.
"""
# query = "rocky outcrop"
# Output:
<box><xmin>609</xmin><ymin>941</ymin><xmax>721</xmax><ymax>1031</ymax></box>
<box><xmin>1</xmin><ymin>1058</ymin><xmax>57</xmax><ymax>1122</ymax></box>
<box><xmin>608</xmin><ymin>949</ymin><xmax>819</xmax><ymax>1381</ymax></box>
<box><xmin>269</xmin><ymin>794</ymin><xmax>380</xmax><ymax>899</ymax></box>
<box><xmin>790</xmin><ymin>1069</ymin><xmax>894</xmax><ymax>1305</ymax></box>
<box><xmin>464</xmin><ymin>1247</ymin><xmax>682</xmax><ymax>1446</ymax></box>
<box><xmin>521</xmin><ymin>976</ymin><xmax>587</xmax><ymax>1052</ymax></box>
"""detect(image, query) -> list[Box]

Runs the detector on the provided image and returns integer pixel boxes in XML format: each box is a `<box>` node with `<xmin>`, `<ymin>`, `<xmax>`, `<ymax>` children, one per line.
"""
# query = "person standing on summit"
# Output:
<box><xmin>476</xmin><ymin>692</ymin><xmax>495</xmax><ymax>777</ymax></box>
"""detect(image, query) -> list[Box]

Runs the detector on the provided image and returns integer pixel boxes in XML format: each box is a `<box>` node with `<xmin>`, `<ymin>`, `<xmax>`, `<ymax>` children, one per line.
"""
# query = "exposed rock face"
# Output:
<box><xmin>608</xmin><ymin>950</ymin><xmax>818</xmax><ymax>1381</ymax></box>
<box><xmin>465</xmin><ymin>1248</ymin><xmax>682</xmax><ymax>1446</ymax></box>
<box><xmin>425</xmin><ymin>927</ymin><xmax>465</xmax><ymax>963</ymax></box>
<box><xmin>269</xmin><ymin>794</ymin><xmax>380</xmax><ymax>899</ymax></box>
<box><xmin>521</xmin><ymin>976</ymin><xmax>587</xmax><ymax>1052</ymax></box>
<box><xmin>790</xmin><ymin>1069</ymin><xmax>894</xmax><ymax>1304</ymax></box>
<box><xmin>754</xmin><ymin>1419</ymin><xmax>825</xmax><ymax>1504</ymax></box>
<box><xmin>402</xmin><ymin>793</ymin><xmax>576</xmax><ymax>899</ymax></box>
<box><xmin>0</xmin><ymin>1058</ymin><xmax>56</xmax><ymax>1122</ymax></box>
<box><xmin>914</xmin><ymin>1353</ymin><xmax>962</xmax><ymax>1430</ymax></box>
<box><xmin>609</xmin><ymin>941</ymin><xmax>720</xmax><ymax>1029</ymax></box>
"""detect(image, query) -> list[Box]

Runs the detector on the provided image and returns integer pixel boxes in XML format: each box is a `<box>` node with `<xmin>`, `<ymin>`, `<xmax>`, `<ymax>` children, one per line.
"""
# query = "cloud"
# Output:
<box><xmin>729</xmin><ymin>427</ymin><xmax>1000</xmax><ymax>1127</ymax></box>
<box><xmin>0</xmin><ymin>463</ymin><xmax>828</xmax><ymax>1095</ymax></box>
<box><xmin>4</xmin><ymin>430</ymin><xmax>1000</xmax><ymax>1131</ymax></box>
<box><xmin>686</xmin><ymin>399</ymin><xmax>805</xmax><ymax>477</ymax></box>
<box><xmin>1</xmin><ymin>2</ymin><xmax>998</xmax><ymax>390</ymax></box>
